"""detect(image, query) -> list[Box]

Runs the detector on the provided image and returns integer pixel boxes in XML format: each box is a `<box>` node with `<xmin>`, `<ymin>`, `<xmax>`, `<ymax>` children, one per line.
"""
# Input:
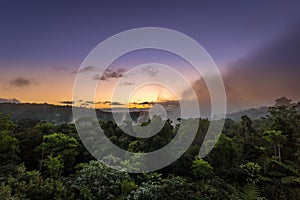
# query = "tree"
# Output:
<box><xmin>275</xmin><ymin>97</ymin><xmax>292</xmax><ymax>107</ymax></box>
<box><xmin>0</xmin><ymin>130</ymin><xmax>19</xmax><ymax>164</ymax></box>
<box><xmin>239</xmin><ymin>115</ymin><xmax>254</xmax><ymax>137</ymax></box>
<box><xmin>72</xmin><ymin>160</ymin><xmax>134</xmax><ymax>200</ymax></box>
<box><xmin>240</xmin><ymin>162</ymin><xmax>262</xmax><ymax>184</ymax></box>
<box><xmin>43</xmin><ymin>155</ymin><xmax>63</xmax><ymax>178</ymax></box>
<box><xmin>36</xmin><ymin>133</ymin><xmax>79</xmax><ymax>175</ymax></box>
<box><xmin>267</xmin><ymin>105</ymin><xmax>300</xmax><ymax>163</ymax></box>
<box><xmin>128</xmin><ymin>176</ymin><xmax>199</xmax><ymax>200</ymax></box>
<box><xmin>192</xmin><ymin>158</ymin><xmax>213</xmax><ymax>180</ymax></box>
<box><xmin>0</xmin><ymin>113</ymin><xmax>19</xmax><ymax>175</ymax></box>
<box><xmin>263</xmin><ymin>130</ymin><xmax>286</xmax><ymax>162</ymax></box>
<box><xmin>208</xmin><ymin>134</ymin><xmax>240</xmax><ymax>180</ymax></box>
<box><xmin>7</xmin><ymin>164</ymin><xmax>68</xmax><ymax>200</ymax></box>
<box><xmin>34</xmin><ymin>122</ymin><xmax>55</xmax><ymax>135</ymax></box>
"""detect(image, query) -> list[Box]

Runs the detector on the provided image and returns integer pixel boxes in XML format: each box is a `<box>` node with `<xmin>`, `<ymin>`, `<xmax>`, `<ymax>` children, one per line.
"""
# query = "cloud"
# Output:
<box><xmin>92</xmin><ymin>75</ymin><xmax>105</xmax><ymax>80</ymax></box>
<box><xmin>92</xmin><ymin>66</ymin><xmax>157</xmax><ymax>82</ymax></box>
<box><xmin>0</xmin><ymin>98</ymin><xmax>20</xmax><ymax>103</ymax></box>
<box><xmin>93</xmin><ymin>68</ymin><xmax>126</xmax><ymax>81</ymax></box>
<box><xmin>110</xmin><ymin>101</ymin><xmax>124</xmax><ymax>105</ymax></box>
<box><xmin>180</xmin><ymin>78</ymin><xmax>212</xmax><ymax>115</ymax></box>
<box><xmin>80</xmin><ymin>103</ymin><xmax>90</xmax><ymax>107</ymax></box>
<box><xmin>122</xmin><ymin>81</ymin><xmax>135</xmax><ymax>86</ymax></box>
<box><xmin>75</xmin><ymin>66</ymin><xmax>97</xmax><ymax>73</ymax></box>
<box><xmin>131</xmin><ymin>101</ymin><xmax>155</xmax><ymax>106</ymax></box>
<box><xmin>53</xmin><ymin>66</ymin><xmax>70</xmax><ymax>72</ymax></box>
<box><xmin>92</xmin><ymin>66</ymin><xmax>158</xmax><ymax>82</ymax></box>
<box><xmin>141</xmin><ymin>66</ymin><xmax>158</xmax><ymax>77</ymax></box>
<box><xmin>59</xmin><ymin>101</ymin><xmax>74</xmax><ymax>105</ymax></box>
<box><xmin>10</xmin><ymin>77</ymin><xmax>33</xmax><ymax>87</ymax></box>
<box><xmin>85</xmin><ymin>101</ymin><xmax>94</xmax><ymax>104</ymax></box>
<box><xmin>101</xmin><ymin>101</ymin><xmax>111</xmax><ymax>104</ymax></box>
<box><xmin>224</xmin><ymin>23</ymin><xmax>300</xmax><ymax>109</ymax></box>
<box><xmin>94</xmin><ymin>101</ymin><xmax>110</xmax><ymax>104</ymax></box>
<box><xmin>96</xmin><ymin>101</ymin><xmax>124</xmax><ymax>106</ymax></box>
<box><xmin>181</xmin><ymin>23</ymin><xmax>300</xmax><ymax>112</ymax></box>
<box><xmin>130</xmin><ymin>100</ymin><xmax>179</xmax><ymax>108</ymax></box>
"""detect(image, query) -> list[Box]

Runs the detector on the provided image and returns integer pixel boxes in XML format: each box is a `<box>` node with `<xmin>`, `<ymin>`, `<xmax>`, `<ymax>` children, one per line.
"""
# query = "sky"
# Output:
<box><xmin>1</xmin><ymin>1</ymin><xmax>300</xmax><ymax>113</ymax></box>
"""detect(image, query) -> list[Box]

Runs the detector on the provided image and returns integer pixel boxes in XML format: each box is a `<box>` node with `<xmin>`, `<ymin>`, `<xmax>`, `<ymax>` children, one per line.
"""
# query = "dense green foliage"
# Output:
<box><xmin>0</xmin><ymin>102</ymin><xmax>300</xmax><ymax>199</ymax></box>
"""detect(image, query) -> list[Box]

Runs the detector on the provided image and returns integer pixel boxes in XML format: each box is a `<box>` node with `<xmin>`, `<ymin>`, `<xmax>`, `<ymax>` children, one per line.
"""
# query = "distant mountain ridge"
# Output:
<box><xmin>227</xmin><ymin>97</ymin><xmax>300</xmax><ymax>120</ymax></box>
<box><xmin>1</xmin><ymin>99</ymin><xmax>299</xmax><ymax>123</ymax></box>
<box><xmin>0</xmin><ymin>103</ymin><xmax>140</xmax><ymax>124</ymax></box>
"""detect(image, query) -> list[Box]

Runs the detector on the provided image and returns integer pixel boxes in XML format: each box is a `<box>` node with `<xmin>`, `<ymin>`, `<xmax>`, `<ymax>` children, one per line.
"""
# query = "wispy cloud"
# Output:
<box><xmin>85</xmin><ymin>100</ymin><xmax>94</xmax><ymax>104</ymax></box>
<box><xmin>110</xmin><ymin>101</ymin><xmax>124</xmax><ymax>105</ymax></box>
<box><xmin>121</xmin><ymin>81</ymin><xmax>135</xmax><ymax>86</ymax></box>
<box><xmin>59</xmin><ymin>101</ymin><xmax>74</xmax><ymax>105</ymax></box>
<box><xmin>53</xmin><ymin>66</ymin><xmax>70</xmax><ymax>72</ymax></box>
<box><xmin>74</xmin><ymin>66</ymin><xmax>97</xmax><ymax>73</ymax></box>
<box><xmin>141</xmin><ymin>66</ymin><xmax>158</xmax><ymax>77</ymax></box>
<box><xmin>10</xmin><ymin>77</ymin><xmax>34</xmax><ymax>87</ymax></box>
<box><xmin>93</xmin><ymin>68</ymin><xmax>126</xmax><ymax>81</ymax></box>
<box><xmin>96</xmin><ymin>101</ymin><xmax>124</xmax><ymax>105</ymax></box>
<box><xmin>80</xmin><ymin>103</ymin><xmax>90</xmax><ymax>107</ymax></box>
<box><xmin>130</xmin><ymin>100</ymin><xmax>179</xmax><ymax>107</ymax></box>
<box><xmin>131</xmin><ymin>101</ymin><xmax>155</xmax><ymax>106</ymax></box>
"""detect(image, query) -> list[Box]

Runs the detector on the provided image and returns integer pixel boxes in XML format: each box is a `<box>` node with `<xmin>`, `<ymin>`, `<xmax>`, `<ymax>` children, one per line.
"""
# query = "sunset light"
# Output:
<box><xmin>1</xmin><ymin>1</ymin><xmax>300</xmax><ymax>199</ymax></box>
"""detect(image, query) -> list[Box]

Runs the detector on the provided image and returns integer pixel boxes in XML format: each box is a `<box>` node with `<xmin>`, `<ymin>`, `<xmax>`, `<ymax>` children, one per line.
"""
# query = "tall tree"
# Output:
<box><xmin>0</xmin><ymin>113</ymin><xmax>19</xmax><ymax>175</ymax></box>
<box><xmin>36</xmin><ymin>133</ymin><xmax>79</xmax><ymax>175</ymax></box>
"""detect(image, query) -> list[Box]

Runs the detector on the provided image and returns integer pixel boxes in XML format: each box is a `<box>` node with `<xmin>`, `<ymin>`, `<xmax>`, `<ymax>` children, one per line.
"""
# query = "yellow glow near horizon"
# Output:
<box><xmin>92</xmin><ymin>84</ymin><xmax>179</xmax><ymax>109</ymax></box>
<box><xmin>128</xmin><ymin>84</ymin><xmax>178</xmax><ymax>108</ymax></box>
<box><xmin>1</xmin><ymin>65</ymin><xmax>182</xmax><ymax>109</ymax></box>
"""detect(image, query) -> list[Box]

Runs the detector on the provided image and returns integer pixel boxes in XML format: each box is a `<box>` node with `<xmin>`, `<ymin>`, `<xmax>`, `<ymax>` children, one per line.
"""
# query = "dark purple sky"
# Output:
<box><xmin>1</xmin><ymin>1</ymin><xmax>300</xmax><ymax>110</ymax></box>
<box><xmin>1</xmin><ymin>1</ymin><xmax>299</xmax><ymax>68</ymax></box>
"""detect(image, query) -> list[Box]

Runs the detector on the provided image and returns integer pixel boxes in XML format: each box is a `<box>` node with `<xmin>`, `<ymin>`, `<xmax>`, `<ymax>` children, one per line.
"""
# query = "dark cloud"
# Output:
<box><xmin>139</xmin><ymin>101</ymin><xmax>153</xmax><ymax>105</ymax></box>
<box><xmin>92</xmin><ymin>75</ymin><xmax>105</xmax><ymax>80</ymax></box>
<box><xmin>142</xmin><ymin>66</ymin><xmax>158</xmax><ymax>77</ymax></box>
<box><xmin>10</xmin><ymin>77</ymin><xmax>32</xmax><ymax>87</ymax></box>
<box><xmin>181</xmin><ymin>78</ymin><xmax>212</xmax><ymax>115</ymax></box>
<box><xmin>130</xmin><ymin>100</ymin><xmax>179</xmax><ymax>108</ymax></box>
<box><xmin>181</xmin><ymin>23</ymin><xmax>300</xmax><ymax>112</ymax></box>
<box><xmin>0</xmin><ymin>98</ymin><xmax>20</xmax><ymax>103</ymax></box>
<box><xmin>60</xmin><ymin>101</ymin><xmax>74</xmax><ymax>105</ymax></box>
<box><xmin>93</xmin><ymin>68</ymin><xmax>126</xmax><ymax>81</ymax></box>
<box><xmin>96</xmin><ymin>101</ymin><xmax>124</xmax><ymax>105</ymax></box>
<box><xmin>92</xmin><ymin>69</ymin><xmax>125</xmax><ymax>81</ymax></box>
<box><xmin>75</xmin><ymin>66</ymin><xmax>97</xmax><ymax>73</ymax></box>
<box><xmin>224</xmin><ymin>23</ymin><xmax>300</xmax><ymax>110</ymax></box>
<box><xmin>53</xmin><ymin>66</ymin><xmax>70</xmax><ymax>72</ymax></box>
<box><xmin>94</xmin><ymin>101</ymin><xmax>110</xmax><ymax>105</ymax></box>
<box><xmin>158</xmin><ymin>100</ymin><xmax>179</xmax><ymax>107</ymax></box>
<box><xmin>110</xmin><ymin>101</ymin><xmax>123</xmax><ymax>105</ymax></box>
<box><xmin>132</xmin><ymin>101</ymin><xmax>154</xmax><ymax>105</ymax></box>
<box><xmin>122</xmin><ymin>81</ymin><xmax>135</xmax><ymax>86</ymax></box>
<box><xmin>85</xmin><ymin>101</ymin><xmax>94</xmax><ymax>104</ymax></box>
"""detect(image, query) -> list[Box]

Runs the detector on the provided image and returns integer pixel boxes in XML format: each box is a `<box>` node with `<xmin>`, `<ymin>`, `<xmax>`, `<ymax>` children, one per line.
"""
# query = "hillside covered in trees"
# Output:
<box><xmin>0</xmin><ymin>103</ymin><xmax>144</xmax><ymax>124</ymax></box>
<box><xmin>0</xmin><ymin>101</ymin><xmax>300</xmax><ymax>199</ymax></box>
